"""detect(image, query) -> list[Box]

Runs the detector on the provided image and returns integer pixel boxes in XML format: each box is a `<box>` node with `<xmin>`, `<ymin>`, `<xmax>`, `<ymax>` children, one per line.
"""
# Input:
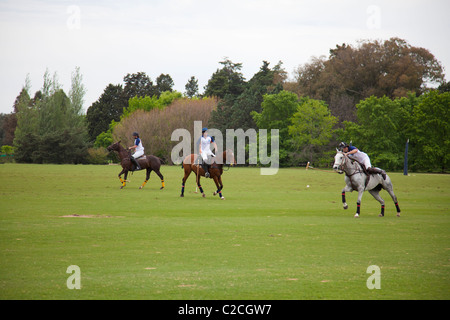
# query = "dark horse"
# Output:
<box><xmin>180</xmin><ymin>150</ymin><xmax>236</xmax><ymax>199</ymax></box>
<box><xmin>107</xmin><ymin>141</ymin><xmax>165</xmax><ymax>190</ymax></box>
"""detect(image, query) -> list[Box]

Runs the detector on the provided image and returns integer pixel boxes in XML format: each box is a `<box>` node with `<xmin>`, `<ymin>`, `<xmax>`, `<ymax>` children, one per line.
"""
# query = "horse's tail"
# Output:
<box><xmin>158</xmin><ymin>157</ymin><xmax>165</xmax><ymax>165</ymax></box>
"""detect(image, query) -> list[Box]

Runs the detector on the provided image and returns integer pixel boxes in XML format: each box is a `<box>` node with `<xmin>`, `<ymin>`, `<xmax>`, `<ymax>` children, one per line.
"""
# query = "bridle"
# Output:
<box><xmin>336</xmin><ymin>152</ymin><xmax>363</xmax><ymax>178</ymax></box>
<box><xmin>211</xmin><ymin>150</ymin><xmax>235</xmax><ymax>172</ymax></box>
<box><xmin>335</xmin><ymin>152</ymin><xmax>346</xmax><ymax>174</ymax></box>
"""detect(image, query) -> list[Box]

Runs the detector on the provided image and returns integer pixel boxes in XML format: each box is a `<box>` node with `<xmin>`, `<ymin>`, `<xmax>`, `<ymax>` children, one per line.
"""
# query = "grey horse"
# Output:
<box><xmin>333</xmin><ymin>150</ymin><xmax>401</xmax><ymax>218</ymax></box>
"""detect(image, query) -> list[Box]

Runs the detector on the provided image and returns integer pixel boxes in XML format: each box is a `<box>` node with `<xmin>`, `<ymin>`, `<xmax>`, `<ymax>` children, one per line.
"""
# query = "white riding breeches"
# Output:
<box><xmin>133</xmin><ymin>150</ymin><xmax>144</xmax><ymax>159</ymax></box>
<box><xmin>201</xmin><ymin>149</ymin><xmax>215</xmax><ymax>163</ymax></box>
<box><xmin>349</xmin><ymin>152</ymin><xmax>372</xmax><ymax>169</ymax></box>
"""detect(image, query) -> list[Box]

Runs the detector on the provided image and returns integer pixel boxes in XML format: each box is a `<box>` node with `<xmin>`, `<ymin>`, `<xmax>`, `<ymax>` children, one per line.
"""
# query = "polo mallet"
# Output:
<box><xmin>306</xmin><ymin>161</ymin><xmax>335</xmax><ymax>173</ymax></box>
<box><xmin>195</xmin><ymin>155</ymin><xmax>200</xmax><ymax>193</ymax></box>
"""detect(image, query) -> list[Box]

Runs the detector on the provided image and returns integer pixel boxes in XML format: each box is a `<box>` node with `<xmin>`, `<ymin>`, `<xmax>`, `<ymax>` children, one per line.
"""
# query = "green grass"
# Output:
<box><xmin>0</xmin><ymin>163</ymin><xmax>449</xmax><ymax>299</ymax></box>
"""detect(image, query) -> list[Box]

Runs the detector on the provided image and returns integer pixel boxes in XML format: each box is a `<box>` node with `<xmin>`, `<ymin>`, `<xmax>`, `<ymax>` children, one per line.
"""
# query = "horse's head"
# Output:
<box><xmin>333</xmin><ymin>149</ymin><xmax>345</xmax><ymax>174</ymax></box>
<box><xmin>106</xmin><ymin>141</ymin><xmax>121</xmax><ymax>152</ymax></box>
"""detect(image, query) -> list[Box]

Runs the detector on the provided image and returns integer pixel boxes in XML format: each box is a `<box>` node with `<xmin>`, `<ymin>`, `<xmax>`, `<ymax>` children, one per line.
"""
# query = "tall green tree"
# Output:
<box><xmin>69</xmin><ymin>67</ymin><xmax>86</xmax><ymax>118</ymax></box>
<box><xmin>155</xmin><ymin>73</ymin><xmax>174</xmax><ymax>96</ymax></box>
<box><xmin>14</xmin><ymin>69</ymin><xmax>89</xmax><ymax>163</ymax></box>
<box><xmin>12</xmin><ymin>88</ymin><xmax>36</xmax><ymax>163</ymax></box>
<box><xmin>209</xmin><ymin>60</ymin><xmax>286</xmax><ymax>132</ymax></box>
<box><xmin>203</xmin><ymin>58</ymin><xmax>245</xmax><ymax>99</ymax></box>
<box><xmin>289</xmin><ymin>98</ymin><xmax>337</xmax><ymax>163</ymax></box>
<box><xmin>86</xmin><ymin>84</ymin><xmax>127</xmax><ymax>141</ymax></box>
<box><xmin>123</xmin><ymin>72</ymin><xmax>156</xmax><ymax>99</ymax></box>
<box><xmin>185</xmin><ymin>76</ymin><xmax>199</xmax><ymax>98</ymax></box>
<box><xmin>410</xmin><ymin>91</ymin><xmax>449</xmax><ymax>172</ymax></box>
<box><xmin>229</xmin><ymin>61</ymin><xmax>285</xmax><ymax>130</ymax></box>
<box><xmin>252</xmin><ymin>90</ymin><xmax>300</xmax><ymax>164</ymax></box>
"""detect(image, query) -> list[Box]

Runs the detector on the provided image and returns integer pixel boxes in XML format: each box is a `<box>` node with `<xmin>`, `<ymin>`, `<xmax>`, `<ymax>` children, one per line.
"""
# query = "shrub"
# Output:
<box><xmin>86</xmin><ymin>147</ymin><xmax>109</xmax><ymax>164</ymax></box>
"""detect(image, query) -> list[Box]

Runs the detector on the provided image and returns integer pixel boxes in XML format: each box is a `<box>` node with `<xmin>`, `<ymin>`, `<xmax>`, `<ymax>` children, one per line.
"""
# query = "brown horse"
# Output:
<box><xmin>107</xmin><ymin>141</ymin><xmax>165</xmax><ymax>190</ymax></box>
<box><xmin>180</xmin><ymin>149</ymin><xmax>236</xmax><ymax>199</ymax></box>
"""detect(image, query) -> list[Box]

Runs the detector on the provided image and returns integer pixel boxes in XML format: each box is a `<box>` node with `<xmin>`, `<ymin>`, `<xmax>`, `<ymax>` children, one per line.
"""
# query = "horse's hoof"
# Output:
<box><xmin>213</xmin><ymin>192</ymin><xmax>217</xmax><ymax>196</ymax></box>
<box><xmin>160</xmin><ymin>187</ymin><xmax>164</xmax><ymax>190</ymax></box>
<box><xmin>396</xmin><ymin>213</ymin><xmax>401</xmax><ymax>217</ymax></box>
<box><xmin>202</xmin><ymin>194</ymin><xmax>206</xmax><ymax>198</ymax></box>
<box><xmin>180</xmin><ymin>194</ymin><xmax>184</xmax><ymax>197</ymax></box>
<box><xmin>139</xmin><ymin>186</ymin><xmax>143</xmax><ymax>189</ymax></box>
<box><xmin>221</xmin><ymin>197</ymin><xmax>225</xmax><ymax>200</ymax></box>
<box><xmin>378</xmin><ymin>214</ymin><xmax>384</xmax><ymax>217</ymax></box>
<box><xmin>343</xmin><ymin>204</ymin><xmax>348</xmax><ymax>210</ymax></box>
<box><xmin>120</xmin><ymin>186</ymin><xmax>124</xmax><ymax>189</ymax></box>
<box><xmin>354</xmin><ymin>213</ymin><xmax>359</xmax><ymax>218</ymax></box>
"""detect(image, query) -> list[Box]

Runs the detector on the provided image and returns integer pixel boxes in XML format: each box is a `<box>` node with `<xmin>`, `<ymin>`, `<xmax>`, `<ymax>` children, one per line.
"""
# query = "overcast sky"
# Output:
<box><xmin>1</xmin><ymin>0</ymin><xmax>449</xmax><ymax>114</ymax></box>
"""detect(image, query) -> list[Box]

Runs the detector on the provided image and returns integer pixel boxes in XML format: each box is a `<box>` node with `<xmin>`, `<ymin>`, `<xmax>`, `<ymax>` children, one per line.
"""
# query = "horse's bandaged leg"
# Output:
<box><xmin>140</xmin><ymin>179</ymin><xmax>148</xmax><ymax>189</ymax></box>
<box><xmin>342</xmin><ymin>192</ymin><xmax>348</xmax><ymax>209</ymax></box>
<box><xmin>119</xmin><ymin>176</ymin><xmax>126</xmax><ymax>188</ymax></box>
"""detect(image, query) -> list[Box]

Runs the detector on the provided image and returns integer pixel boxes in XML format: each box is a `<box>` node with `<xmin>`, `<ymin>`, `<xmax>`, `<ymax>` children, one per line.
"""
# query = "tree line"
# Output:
<box><xmin>1</xmin><ymin>38</ymin><xmax>448</xmax><ymax>171</ymax></box>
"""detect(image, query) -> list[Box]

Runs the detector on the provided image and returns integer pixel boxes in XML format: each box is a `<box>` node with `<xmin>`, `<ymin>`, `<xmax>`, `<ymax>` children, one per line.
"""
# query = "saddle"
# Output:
<box><xmin>351</xmin><ymin>159</ymin><xmax>386</xmax><ymax>188</ymax></box>
<box><xmin>359</xmin><ymin>163</ymin><xmax>371</xmax><ymax>189</ymax></box>
<box><xmin>128</xmin><ymin>152</ymin><xmax>146</xmax><ymax>171</ymax></box>
<box><xmin>199</xmin><ymin>154</ymin><xmax>215</xmax><ymax>178</ymax></box>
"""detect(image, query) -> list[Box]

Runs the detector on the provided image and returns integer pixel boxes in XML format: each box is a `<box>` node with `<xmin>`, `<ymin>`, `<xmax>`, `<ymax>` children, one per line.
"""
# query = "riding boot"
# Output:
<box><xmin>202</xmin><ymin>163</ymin><xmax>210</xmax><ymax>178</ymax></box>
<box><xmin>368</xmin><ymin>167</ymin><xmax>386</xmax><ymax>180</ymax></box>
<box><xmin>131</xmin><ymin>157</ymin><xmax>141</xmax><ymax>171</ymax></box>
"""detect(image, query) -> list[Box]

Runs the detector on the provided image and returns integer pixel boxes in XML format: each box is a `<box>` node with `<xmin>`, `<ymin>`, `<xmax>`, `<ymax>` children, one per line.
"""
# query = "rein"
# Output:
<box><xmin>339</xmin><ymin>154</ymin><xmax>364</xmax><ymax>178</ymax></box>
<box><xmin>339</xmin><ymin>153</ymin><xmax>371</xmax><ymax>189</ymax></box>
<box><xmin>211</xmin><ymin>151</ymin><xmax>234</xmax><ymax>172</ymax></box>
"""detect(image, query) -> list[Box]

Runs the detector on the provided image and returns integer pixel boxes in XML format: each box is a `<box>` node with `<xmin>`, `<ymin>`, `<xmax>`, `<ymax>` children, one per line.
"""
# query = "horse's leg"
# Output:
<box><xmin>140</xmin><ymin>168</ymin><xmax>151</xmax><ymax>189</ymax></box>
<box><xmin>355</xmin><ymin>188</ymin><xmax>364</xmax><ymax>218</ymax></box>
<box><xmin>153</xmin><ymin>168</ymin><xmax>165</xmax><ymax>190</ymax></box>
<box><xmin>120</xmin><ymin>170</ymin><xmax>129</xmax><ymax>189</ymax></box>
<box><xmin>197</xmin><ymin>175</ymin><xmax>205</xmax><ymax>197</ymax></box>
<box><xmin>369</xmin><ymin>189</ymin><xmax>385</xmax><ymax>217</ymax></box>
<box><xmin>118</xmin><ymin>168</ymin><xmax>126</xmax><ymax>187</ymax></box>
<box><xmin>341</xmin><ymin>184</ymin><xmax>352</xmax><ymax>210</ymax></box>
<box><xmin>385</xmin><ymin>187</ymin><xmax>401</xmax><ymax>217</ymax></box>
<box><xmin>212</xmin><ymin>176</ymin><xmax>224</xmax><ymax>199</ymax></box>
<box><xmin>213</xmin><ymin>176</ymin><xmax>224</xmax><ymax>199</ymax></box>
<box><xmin>194</xmin><ymin>172</ymin><xmax>206</xmax><ymax>198</ymax></box>
<box><xmin>181</xmin><ymin>165</ymin><xmax>191</xmax><ymax>197</ymax></box>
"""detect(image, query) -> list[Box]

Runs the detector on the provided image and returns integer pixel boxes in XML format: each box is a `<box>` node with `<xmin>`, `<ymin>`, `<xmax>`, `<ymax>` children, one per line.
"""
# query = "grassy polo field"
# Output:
<box><xmin>0</xmin><ymin>163</ymin><xmax>448</xmax><ymax>300</ymax></box>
